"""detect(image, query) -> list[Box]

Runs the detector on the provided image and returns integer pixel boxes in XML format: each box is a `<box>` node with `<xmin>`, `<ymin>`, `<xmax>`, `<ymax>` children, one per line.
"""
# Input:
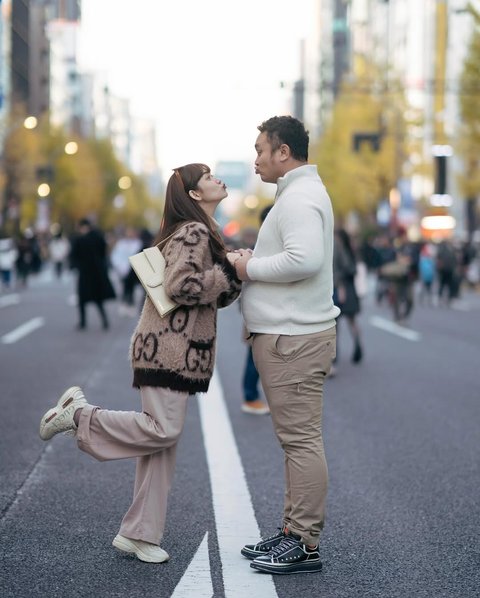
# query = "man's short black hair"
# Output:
<box><xmin>257</xmin><ymin>116</ymin><xmax>309</xmax><ymax>161</ymax></box>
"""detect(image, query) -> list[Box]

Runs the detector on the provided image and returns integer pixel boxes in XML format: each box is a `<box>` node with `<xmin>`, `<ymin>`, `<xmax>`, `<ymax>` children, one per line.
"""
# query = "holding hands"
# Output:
<box><xmin>226</xmin><ymin>248</ymin><xmax>253</xmax><ymax>281</ymax></box>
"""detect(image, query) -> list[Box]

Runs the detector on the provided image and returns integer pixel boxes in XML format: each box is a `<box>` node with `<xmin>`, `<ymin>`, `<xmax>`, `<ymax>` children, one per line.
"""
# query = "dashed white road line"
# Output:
<box><xmin>171</xmin><ymin>532</ymin><xmax>213</xmax><ymax>598</ymax></box>
<box><xmin>197</xmin><ymin>370</ymin><xmax>277</xmax><ymax>598</ymax></box>
<box><xmin>369</xmin><ymin>315</ymin><xmax>421</xmax><ymax>342</ymax></box>
<box><xmin>0</xmin><ymin>293</ymin><xmax>20</xmax><ymax>308</ymax></box>
<box><xmin>1</xmin><ymin>317</ymin><xmax>45</xmax><ymax>344</ymax></box>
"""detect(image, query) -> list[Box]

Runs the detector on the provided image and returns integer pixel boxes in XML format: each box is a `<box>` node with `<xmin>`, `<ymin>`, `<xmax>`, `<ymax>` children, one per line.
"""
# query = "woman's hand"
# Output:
<box><xmin>226</xmin><ymin>252</ymin><xmax>241</xmax><ymax>265</ymax></box>
<box><xmin>227</xmin><ymin>248</ymin><xmax>252</xmax><ymax>265</ymax></box>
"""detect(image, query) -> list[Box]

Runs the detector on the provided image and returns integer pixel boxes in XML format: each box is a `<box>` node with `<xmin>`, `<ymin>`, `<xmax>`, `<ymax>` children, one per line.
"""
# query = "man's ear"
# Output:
<box><xmin>279</xmin><ymin>143</ymin><xmax>291</xmax><ymax>161</ymax></box>
<box><xmin>189</xmin><ymin>189</ymin><xmax>201</xmax><ymax>201</ymax></box>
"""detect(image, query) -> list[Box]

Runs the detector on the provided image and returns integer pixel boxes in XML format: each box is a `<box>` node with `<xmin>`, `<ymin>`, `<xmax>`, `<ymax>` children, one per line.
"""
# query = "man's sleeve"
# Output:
<box><xmin>246</xmin><ymin>195</ymin><xmax>325</xmax><ymax>283</ymax></box>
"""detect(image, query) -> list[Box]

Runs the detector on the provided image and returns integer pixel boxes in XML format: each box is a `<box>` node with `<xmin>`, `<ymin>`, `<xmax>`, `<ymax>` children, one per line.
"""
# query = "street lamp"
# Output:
<box><xmin>23</xmin><ymin>116</ymin><xmax>38</xmax><ymax>130</ymax></box>
<box><xmin>64</xmin><ymin>141</ymin><xmax>78</xmax><ymax>155</ymax></box>
<box><xmin>37</xmin><ymin>183</ymin><xmax>51</xmax><ymax>197</ymax></box>
<box><xmin>118</xmin><ymin>175</ymin><xmax>132</xmax><ymax>190</ymax></box>
<box><xmin>35</xmin><ymin>141</ymin><xmax>80</xmax><ymax>232</ymax></box>
<box><xmin>36</xmin><ymin>183</ymin><xmax>51</xmax><ymax>233</ymax></box>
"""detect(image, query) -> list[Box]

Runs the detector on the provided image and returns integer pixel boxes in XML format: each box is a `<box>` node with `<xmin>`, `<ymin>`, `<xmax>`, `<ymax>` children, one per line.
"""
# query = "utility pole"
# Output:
<box><xmin>293</xmin><ymin>40</ymin><xmax>305</xmax><ymax>122</ymax></box>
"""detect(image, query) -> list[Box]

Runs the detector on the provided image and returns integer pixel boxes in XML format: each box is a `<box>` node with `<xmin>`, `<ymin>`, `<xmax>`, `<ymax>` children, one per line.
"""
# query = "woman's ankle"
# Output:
<box><xmin>73</xmin><ymin>408</ymin><xmax>83</xmax><ymax>427</ymax></box>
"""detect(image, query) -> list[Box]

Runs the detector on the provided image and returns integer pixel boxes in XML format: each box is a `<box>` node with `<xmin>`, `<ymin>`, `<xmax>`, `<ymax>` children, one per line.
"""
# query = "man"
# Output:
<box><xmin>233</xmin><ymin>116</ymin><xmax>340</xmax><ymax>575</ymax></box>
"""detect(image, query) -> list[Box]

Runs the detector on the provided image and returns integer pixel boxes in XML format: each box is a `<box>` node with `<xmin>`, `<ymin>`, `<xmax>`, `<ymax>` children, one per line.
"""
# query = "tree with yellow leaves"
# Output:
<box><xmin>1</xmin><ymin>107</ymin><xmax>158</xmax><ymax>236</ymax></box>
<box><xmin>457</xmin><ymin>2</ymin><xmax>480</xmax><ymax>241</ymax></box>
<box><xmin>314</xmin><ymin>58</ymin><xmax>408</xmax><ymax>223</ymax></box>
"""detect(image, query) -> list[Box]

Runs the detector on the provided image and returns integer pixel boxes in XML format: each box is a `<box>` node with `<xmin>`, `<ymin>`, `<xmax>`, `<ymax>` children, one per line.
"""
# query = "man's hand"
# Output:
<box><xmin>234</xmin><ymin>250</ymin><xmax>252</xmax><ymax>281</ymax></box>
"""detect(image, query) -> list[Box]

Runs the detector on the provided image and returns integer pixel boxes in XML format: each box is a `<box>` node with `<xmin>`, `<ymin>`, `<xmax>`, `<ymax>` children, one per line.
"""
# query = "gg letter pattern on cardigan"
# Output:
<box><xmin>130</xmin><ymin>222</ymin><xmax>241</xmax><ymax>393</ymax></box>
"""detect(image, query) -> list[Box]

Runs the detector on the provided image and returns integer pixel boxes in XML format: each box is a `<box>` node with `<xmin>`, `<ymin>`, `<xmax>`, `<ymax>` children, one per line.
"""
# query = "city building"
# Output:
<box><xmin>303</xmin><ymin>0</ymin><xmax>479</xmax><ymax>238</ymax></box>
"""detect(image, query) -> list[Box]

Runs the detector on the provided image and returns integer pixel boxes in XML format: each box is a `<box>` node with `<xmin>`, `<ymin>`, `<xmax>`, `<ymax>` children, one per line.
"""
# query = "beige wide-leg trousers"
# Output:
<box><xmin>76</xmin><ymin>386</ymin><xmax>189</xmax><ymax>545</ymax></box>
<box><xmin>251</xmin><ymin>327</ymin><xmax>336</xmax><ymax>547</ymax></box>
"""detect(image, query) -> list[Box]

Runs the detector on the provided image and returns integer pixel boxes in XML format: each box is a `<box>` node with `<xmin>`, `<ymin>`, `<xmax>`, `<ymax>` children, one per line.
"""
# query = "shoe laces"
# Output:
<box><xmin>263</xmin><ymin>527</ymin><xmax>284</xmax><ymax>542</ymax></box>
<box><xmin>268</xmin><ymin>535</ymin><xmax>298</xmax><ymax>557</ymax></box>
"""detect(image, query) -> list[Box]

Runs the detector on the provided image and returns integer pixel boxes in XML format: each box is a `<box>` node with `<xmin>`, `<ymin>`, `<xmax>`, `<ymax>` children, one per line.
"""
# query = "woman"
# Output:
<box><xmin>39</xmin><ymin>164</ymin><xmax>241</xmax><ymax>563</ymax></box>
<box><xmin>333</xmin><ymin>228</ymin><xmax>363</xmax><ymax>365</ymax></box>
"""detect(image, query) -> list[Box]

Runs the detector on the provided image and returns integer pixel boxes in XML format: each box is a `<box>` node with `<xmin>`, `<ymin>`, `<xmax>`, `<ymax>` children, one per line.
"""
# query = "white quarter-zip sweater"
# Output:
<box><xmin>241</xmin><ymin>164</ymin><xmax>340</xmax><ymax>335</ymax></box>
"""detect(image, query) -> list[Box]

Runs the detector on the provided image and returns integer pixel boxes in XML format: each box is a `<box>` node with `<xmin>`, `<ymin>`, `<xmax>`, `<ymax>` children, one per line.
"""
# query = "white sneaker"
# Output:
<box><xmin>39</xmin><ymin>386</ymin><xmax>87</xmax><ymax>440</ymax></box>
<box><xmin>112</xmin><ymin>534</ymin><xmax>170</xmax><ymax>563</ymax></box>
<box><xmin>241</xmin><ymin>400</ymin><xmax>270</xmax><ymax>415</ymax></box>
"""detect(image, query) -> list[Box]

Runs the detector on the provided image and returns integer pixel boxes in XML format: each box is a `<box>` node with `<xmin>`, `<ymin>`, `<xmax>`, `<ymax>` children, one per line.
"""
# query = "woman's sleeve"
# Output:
<box><xmin>163</xmin><ymin>223</ymin><xmax>239</xmax><ymax>306</ymax></box>
<box><xmin>216</xmin><ymin>257</ymin><xmax>242</xmax><ymax>308</ymax></box>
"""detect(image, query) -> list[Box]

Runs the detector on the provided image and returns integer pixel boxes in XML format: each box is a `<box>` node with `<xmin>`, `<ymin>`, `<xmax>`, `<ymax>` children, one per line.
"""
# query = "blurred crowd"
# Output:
<box><xmin>362</xmin><ymin>230</ymin><xmax>479</xmax><ymax>314</ymax></box>
<box><xmin>1</xmin><ymin>222</ymin><xmax>479</xmax><ymax>333</ymax></box>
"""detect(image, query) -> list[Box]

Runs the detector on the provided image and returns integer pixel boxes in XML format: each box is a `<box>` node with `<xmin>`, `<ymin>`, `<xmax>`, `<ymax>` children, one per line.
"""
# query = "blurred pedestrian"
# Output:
<box><xmin>418</xmin><ymin>243</ymin><xmax>436</xmax><ymax>306</ymax></box>
<box><xmin>333</xmin><ymin>228</ymin><xmax>363</xmax><ymax>365</ymax></box>
<box><xmin>380</xmin><ymin>229</ymin><xmax>416</xmax><ymax>322</ymax></box>
<box><xmin>110</xmin><ymin>227</ymin><xmax>142</xmax><ymax>316</ymax></box>
<box><xmin>373</xmin><ymin>234</ymin><xmax>397</xmax><ymax>305</ymax></box>
<box><xmin>15</xmin><ymin>233</ymin><xmax>35</xmax><ymax>288</ymax></box>
<box><xmin>436</xmin><ymin>239</ymin><xmax>457</xmax><ymax>306</ymax></box>
<box><xmin>69</xmin><ymin>218</ymin><xmax>116</xmax><ymax>330</ymax></box>
<box><xmin>49</xmin><ymin>227</ymin><xmax>70</xmax><ymax>279</ymax></box>
<box><xmin>241</xmin><ymin>207</ymin><xmax>272</xmax><ymax>415</ymax></box>
<box><xmin>232</xmin><ymin>116</ymin><xmax>339</xmax><ymax>575</ymax></box>
<box><xmin>139</xmin><ymin>227</ymin><xmax>154</xmax><ymax>251</ymax></box>
<box><xmin>0</xmin><ymin>237</ymin><xmax>17</xmax><ymax>291</ymax></box>
<box><xmin>39</xmin><ymin>163</ymin><xmax>241</xmax><ymax>564</ymax></box>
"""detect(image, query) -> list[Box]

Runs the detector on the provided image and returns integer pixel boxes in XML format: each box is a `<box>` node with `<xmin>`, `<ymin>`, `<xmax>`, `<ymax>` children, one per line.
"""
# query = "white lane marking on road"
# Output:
<box><xmin>1</xmin><ymin>317</ymin><xmax>45</xmax><ymax>344</ymax></box>
<box><xmin>369</xmin><ymin>315</ymin><xmax>421</xmax><ymax>342</ymax></box>
<box><xmin>197</xmin><ymin>370</ymin><xmax>278</xmax><ymax>598</ymax></box>
<box><xmin>0</xmin><ymin>293</ymin><xmax>20</xmax><ymax>308</ymax></box>
<box><xmin>171</xmin><ymin>532</ymin><xmax>213</xmax><ymax>598</ymax></box>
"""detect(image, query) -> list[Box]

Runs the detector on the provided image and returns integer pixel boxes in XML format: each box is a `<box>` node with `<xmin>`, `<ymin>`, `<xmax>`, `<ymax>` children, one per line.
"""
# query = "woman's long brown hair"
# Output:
<box><xmin>153</xmin><ymin>163</ymin><xmax>226</xmax><ymax>263</ymax></box>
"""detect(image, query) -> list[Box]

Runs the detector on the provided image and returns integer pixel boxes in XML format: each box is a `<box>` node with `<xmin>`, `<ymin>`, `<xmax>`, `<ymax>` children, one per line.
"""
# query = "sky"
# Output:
<box><xmin>79</xmin><ymin>0</ymin><xmax>314</xmax><ymax>183</ymax></box>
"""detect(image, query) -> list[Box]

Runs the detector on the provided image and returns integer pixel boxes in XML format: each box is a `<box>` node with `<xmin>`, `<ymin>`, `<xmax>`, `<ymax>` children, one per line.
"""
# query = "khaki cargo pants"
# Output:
<box><xmin>251</xmin><ymin>327</ymin><xmax>336</xmax><ymax>547</ymax></box>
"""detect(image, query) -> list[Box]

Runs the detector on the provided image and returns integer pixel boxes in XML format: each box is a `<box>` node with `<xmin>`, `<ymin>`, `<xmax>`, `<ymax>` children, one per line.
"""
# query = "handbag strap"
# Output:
<box><xmin>155</xmin><ymin>223</ymin><xmax>191</xmax><ymax>249</ymax></box>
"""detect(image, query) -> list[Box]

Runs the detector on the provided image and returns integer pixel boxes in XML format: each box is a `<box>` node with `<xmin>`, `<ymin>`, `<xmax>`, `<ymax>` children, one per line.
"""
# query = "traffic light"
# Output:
<box><xmin>432</xmin><ymin>145</ymin><xmax>453</xmax><ymax>195</ymax></box>
<box><xmin>434</xmin><ymin>155</ymin><xmax>447</xmax><ymax>195</ymax></box>
<box><xmin>352</xmin><ymin>132</ymin><xmax>381</xmax><ymax>152</ymax></box>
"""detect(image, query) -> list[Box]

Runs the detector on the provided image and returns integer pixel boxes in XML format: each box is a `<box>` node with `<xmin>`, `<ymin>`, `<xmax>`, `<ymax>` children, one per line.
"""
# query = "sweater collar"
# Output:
<box><xmin>275</xmin><ymin>164</ymin><xmax>318</xmax><ymax>198</ymax></box>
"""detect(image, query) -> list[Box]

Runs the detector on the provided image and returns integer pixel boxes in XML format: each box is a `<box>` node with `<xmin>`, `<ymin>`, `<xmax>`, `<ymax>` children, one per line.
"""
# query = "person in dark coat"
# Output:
<box><xmin>333</xmin><ymin>228</ymin><xmax>363</xmax><ymax>365</ymax></box>
<box><xmin>70</xmin><ymin>218</ymin><xmax>116</xmax><ymax>330</ymax></box>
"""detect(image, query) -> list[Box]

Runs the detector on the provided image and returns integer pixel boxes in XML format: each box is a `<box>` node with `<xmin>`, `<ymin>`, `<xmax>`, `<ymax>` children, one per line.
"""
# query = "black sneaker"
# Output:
<box><xmin>250</xmin><ymin>532</ymin><xmax>322</xmax><ymax>575</ymax></box>
<box><xmin>241</xmin><ymin>527</ymin><xmax>286</xmax><ymax>560</ymax></box>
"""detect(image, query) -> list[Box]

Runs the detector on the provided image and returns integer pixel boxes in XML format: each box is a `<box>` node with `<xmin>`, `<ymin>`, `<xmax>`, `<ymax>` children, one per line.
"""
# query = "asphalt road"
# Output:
<box><xmin>0</xmin><ymin>267</ymin><xmax>479</xmax><ymax>597</ymax></box>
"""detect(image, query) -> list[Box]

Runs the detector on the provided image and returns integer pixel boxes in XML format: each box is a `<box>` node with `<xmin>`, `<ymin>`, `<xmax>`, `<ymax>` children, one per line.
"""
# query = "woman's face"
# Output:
<box><xmin>193</xmin><ymin>172</ymin><xmax>228</xmax><ymax>206</ymax></box>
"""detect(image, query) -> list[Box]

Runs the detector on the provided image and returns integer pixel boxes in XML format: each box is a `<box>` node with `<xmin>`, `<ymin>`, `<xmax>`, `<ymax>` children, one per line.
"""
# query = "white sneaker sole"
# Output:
<box><xmin>241</xmin><ymin>405</ymin><xmax>270</xmax><ymax>415</ymax></box>
<box><xmin>39</xmin><ymin>386</ymin><xmax>85</xmax><ymax>440</ymax></box>
<box><xmin>112</xmin><ymin>535</ymin><xmax>169</xmax><ymax>563</ymax></box>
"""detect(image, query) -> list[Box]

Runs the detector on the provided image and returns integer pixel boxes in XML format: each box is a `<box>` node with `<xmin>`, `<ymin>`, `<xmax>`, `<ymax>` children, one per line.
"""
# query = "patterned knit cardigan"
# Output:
<box><xmin>129</xmin><ymin>222</ymin><xmax>241</xmax><ymax>393</ymax></box>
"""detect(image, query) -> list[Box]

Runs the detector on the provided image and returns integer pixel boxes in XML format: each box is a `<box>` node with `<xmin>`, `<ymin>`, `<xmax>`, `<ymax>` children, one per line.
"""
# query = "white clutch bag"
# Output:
<box><xmin>129</xmin><ymin>246</ymin><xmax>177</xmax><ymax>317</ymax></box>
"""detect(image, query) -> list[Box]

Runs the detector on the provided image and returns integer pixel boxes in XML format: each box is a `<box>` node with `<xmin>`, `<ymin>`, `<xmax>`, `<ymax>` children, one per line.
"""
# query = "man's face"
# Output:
<box><xmin>254</xmin><ymin>131</ymin><xmax>283</xmax><ymax>184</ymax></box>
